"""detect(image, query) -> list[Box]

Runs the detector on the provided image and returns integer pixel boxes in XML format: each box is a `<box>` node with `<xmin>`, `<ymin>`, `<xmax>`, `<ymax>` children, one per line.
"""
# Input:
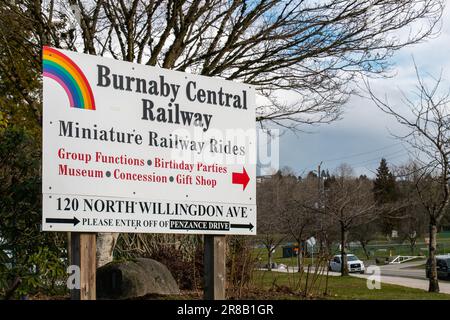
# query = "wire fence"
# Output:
<box><xmin>347</xmin><ymin>241</ymin><xmax>450</xmax><ymax>259</ymax></box>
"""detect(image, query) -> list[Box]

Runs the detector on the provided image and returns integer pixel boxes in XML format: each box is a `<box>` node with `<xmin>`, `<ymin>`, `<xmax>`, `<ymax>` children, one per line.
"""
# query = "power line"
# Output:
<box><xmin>302</xmin><ymin>149</ymin><xmax>412</xmax><ymax>174</ymax></box>
<box><xmin>353</xmin><ymin>153</ymin><xmax>412</xmax><ymax>170</ymax></box>
<box><xmin>349</xmin><ymin>149</ymin><xmax>411</xmax><ymax>167</ymax></box>
<box><xmin>321</xmin><ymin>142</ymin><xmax>404</xmax><ymax>163</ymax></box>
<box><xmin>300</xmin><ymin>140</ymin><xmax>415</xmax><ymax>174</ymax></box>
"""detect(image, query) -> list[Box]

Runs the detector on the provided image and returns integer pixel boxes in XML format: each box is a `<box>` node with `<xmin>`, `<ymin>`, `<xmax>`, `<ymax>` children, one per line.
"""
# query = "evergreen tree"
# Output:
<box><xmin>0</xmin><ymin>126</ymin><xmax>66</xmax><ymax>297</ymax></box>
<box><xmin>373</xmin><ymin>158</ymin><xmax>399</xmax><ymax>235</ymax></box>
<box><xmin>373</xmin><ymin>158</ymin><xmax>398</xmax><ymax>203</ymax></box>
<box><xmin>306</xmin><ymin>171</ymin><xmax>318</xmax><ymax>179</ymax></box>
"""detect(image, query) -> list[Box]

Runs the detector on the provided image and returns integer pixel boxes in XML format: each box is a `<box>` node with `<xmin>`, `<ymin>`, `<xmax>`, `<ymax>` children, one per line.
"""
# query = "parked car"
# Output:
<box><xmin>426</xmin><ymin>255</ymin><xmax>450</xmax><ymax>280</ymax></box>
<box><xmin>329</xmin><ymin>254</ymin><xmax>365</xmax><ymax>274</ymax></box>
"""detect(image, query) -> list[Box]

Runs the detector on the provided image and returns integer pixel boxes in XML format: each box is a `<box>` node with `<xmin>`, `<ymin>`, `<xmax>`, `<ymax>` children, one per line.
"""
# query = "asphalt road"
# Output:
<box><xmin>351</xmin><ymin>273</ymin><xmax>450</xmax><ymax>294</ymax></box>
<box><xmin>376</xmin><ymin>260</ymin><xmax>428</xmax><ymax>280</ymax></box>
<box><xmin>265</xmin><ymin>260</ymin><xmax>450</xmax><ymax>294</ymax></box>
<box><xmin>352</xmin><ymin>260</ymin><xmax>450</xmax><ymax>294</ymax></box>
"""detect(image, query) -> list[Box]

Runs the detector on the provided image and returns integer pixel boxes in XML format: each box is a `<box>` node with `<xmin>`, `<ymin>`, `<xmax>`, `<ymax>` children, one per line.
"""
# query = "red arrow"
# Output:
<box><xmin>232</xmin><ymin>167</ymin><xmax>250</xmax><ymax>190</ymax></box>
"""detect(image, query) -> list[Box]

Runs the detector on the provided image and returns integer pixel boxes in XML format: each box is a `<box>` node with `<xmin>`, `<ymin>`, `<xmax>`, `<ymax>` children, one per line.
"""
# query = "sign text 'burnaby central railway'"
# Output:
<box><xmin>42</xmin><ymin>46</ymin><xmax>256</xmax><ymax>235</ymax></box>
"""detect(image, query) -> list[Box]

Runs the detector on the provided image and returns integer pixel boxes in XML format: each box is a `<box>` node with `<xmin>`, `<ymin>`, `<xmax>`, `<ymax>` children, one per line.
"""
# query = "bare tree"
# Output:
<box><xmin>256</xmin><ymin>172</ymin><xmax>289</xmax><ymax>271</ymax></box>
<box><xmin>1</xmin><ymin>0</ymin><xmax>444</xmax><ymax>127</ymax></box>
<box><xmin>395</xmin><ymin>162</ymin><xmax>429</xmax><ymax>256</ymax></box>
<box><xmin>367</xmin><ymin>65</ymin><xmax>450</xmax><ymax>292</ymax></box>
<box><xmin>308</xmin><ymin>165</ymin><xmax>377</xmax><ymax>276</ymax></box>
<box><xmin>398</xmin><ymin>209</ymin><xmax>428</xmax><ymax>256</ymax></box>
<box><xmin>281</xmin><ymin>175</ymin><xmax>317</xmax><ymax>271</ymax></box>
<box><xmin>0</xmin><ymin>0</ymin><xmax>444</xmax><ymax>268</ymax></box>
<box><xmin>350</xmin><ymin>222</ymin><xmax>379</xmax><ymax>260</ymax></box>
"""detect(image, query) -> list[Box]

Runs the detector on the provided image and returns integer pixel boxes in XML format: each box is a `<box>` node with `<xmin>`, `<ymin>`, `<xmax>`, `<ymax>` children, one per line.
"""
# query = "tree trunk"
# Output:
<box><xmin>319</xmin><ymin>237</ymin><xmax>324</xmax><ymax>255</ymax></box>
<box><xmin>409</xmin><ymin>237</ymin><xmax>416</xmax><ymax>256</ymax></box>
<box><xmin>297</xmin><ymin>243</ymin><xmax>303</xmax><ymax>273</ymax></box>
<box><xmin>96</xmin><ymin>233</ymin><xmax>119</xmax><ymax>268</ymax></box>
<box><xmin>428</xmin><ymin>221</ymin><xmax>439</xmax><ymax>292</ymax></box>
<box><xmin>267</xmin><ymin>248</ymin><xmax>272</xmax><ymax>271</ymax></box>
<box><xmin>303</xmin><ymin>240</ymin><xmax>308</xmax><ymax>257</ymax></box>
<box><xmin>340</xmin><ymin>224</ymin><xmax>349</xmax><ymax>276</ymax></box>
<box><xmin>360</xmin><ymin>241</ymin><xmax>370</xmax><ymax>260</ymax></box>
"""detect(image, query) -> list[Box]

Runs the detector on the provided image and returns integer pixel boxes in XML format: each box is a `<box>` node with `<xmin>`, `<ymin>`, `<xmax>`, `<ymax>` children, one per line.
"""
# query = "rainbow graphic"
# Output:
<box><xmin>43</xmin><ymin>46</ymin><xmax>96</xmax><ymax>110</ymax></box>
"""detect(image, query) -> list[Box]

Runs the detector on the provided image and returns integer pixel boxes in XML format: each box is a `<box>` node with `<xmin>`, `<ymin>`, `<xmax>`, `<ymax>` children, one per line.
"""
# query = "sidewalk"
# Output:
<box><xmin>259</xmin><ymin>265</ymin><xmax>450</xmax><ymax>294</ymax></box>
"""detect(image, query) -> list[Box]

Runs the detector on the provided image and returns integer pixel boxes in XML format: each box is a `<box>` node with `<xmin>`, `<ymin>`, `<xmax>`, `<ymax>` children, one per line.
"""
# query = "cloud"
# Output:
<box><xmin>274</xmin><ymin>4</ymin><xmax>450</xmax><ymax>178</ymax></box>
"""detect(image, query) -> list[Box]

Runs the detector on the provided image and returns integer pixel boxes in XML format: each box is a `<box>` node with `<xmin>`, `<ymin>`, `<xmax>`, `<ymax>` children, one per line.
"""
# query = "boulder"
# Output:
<box><xmin>97</xmin><ymin>258</ymin><xmax>180</xmax><ymax>299</ymax></box>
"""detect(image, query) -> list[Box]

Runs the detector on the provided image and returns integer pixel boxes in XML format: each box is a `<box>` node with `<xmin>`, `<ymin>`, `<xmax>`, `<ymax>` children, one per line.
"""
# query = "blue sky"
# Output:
<box><xmin>268</xmin><ymin>4</ymin><xmax>450</xmax><ymax>178</ymax></box>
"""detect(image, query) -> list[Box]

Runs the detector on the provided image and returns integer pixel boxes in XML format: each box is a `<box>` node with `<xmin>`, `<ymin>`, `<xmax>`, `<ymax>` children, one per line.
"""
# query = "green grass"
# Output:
<box><xmin>253</xmin><ymin>247</ymin><xmax>314</xmax><ymax>267</ymax></box>
<box><xmin>351</xmin><ymin>242</ymin><xmax>450</xmax><ymax>258</ymax></box>
<box><xmin>254</xmin><ymin>232</ymin><xmax>450</xmax><ymax>270</ymax></box>
<box><xmin>438</xmin><ymin>232</ymin><xmax>450</xmax><ymax>239</ymax></box>
<box><xmin>252</xmin><ymin>271</ymin><xmax>450</xmax><ymax>300</ymax></box>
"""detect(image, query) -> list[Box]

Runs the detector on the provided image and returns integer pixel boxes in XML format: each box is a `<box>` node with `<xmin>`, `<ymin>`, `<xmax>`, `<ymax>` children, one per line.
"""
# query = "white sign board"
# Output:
<box><xmin>306</xmin><ymin>237</ymin><xmax>316</xmax><ymax>247</ymax></box>
<box><xmin>42</xmin><ymin>46</ymin><xmax>256</xmax><ymax>235</ymax></box>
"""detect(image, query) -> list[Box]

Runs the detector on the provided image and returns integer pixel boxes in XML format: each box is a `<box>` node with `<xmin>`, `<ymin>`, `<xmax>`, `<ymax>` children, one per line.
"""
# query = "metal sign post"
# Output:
<box><xmin>307</xmin><ymin>237</ymin><xmax>316</xmax><ymax>265</ymax></box>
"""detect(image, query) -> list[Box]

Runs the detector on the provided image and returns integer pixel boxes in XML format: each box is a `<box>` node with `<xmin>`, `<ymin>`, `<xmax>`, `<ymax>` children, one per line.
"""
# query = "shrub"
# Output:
<box><xmin>115</xmin><ymin>234</ymin><xmax>203</xmax><ymax>291</ymax></box>
<box><xmin>0</xmin><ymin>126</ymin><xmax>67</xmax><ymax>298</ymax></box>
<box><xmin>227</xmin><ymin>236</ymin><xmax>258</xmax><ymax>299</ymax></box>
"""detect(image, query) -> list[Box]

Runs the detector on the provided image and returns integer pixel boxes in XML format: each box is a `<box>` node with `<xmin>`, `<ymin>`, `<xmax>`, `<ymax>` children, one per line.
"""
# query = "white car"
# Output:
<box><xmin>329</xmin><ymin>254</ymin><xmax>365</xmax><ymax>274</ymax></box>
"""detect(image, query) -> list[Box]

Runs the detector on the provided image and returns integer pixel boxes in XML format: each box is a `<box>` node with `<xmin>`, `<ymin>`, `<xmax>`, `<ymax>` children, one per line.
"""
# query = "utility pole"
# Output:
<box><xmin>318</xmin><ymin>162</ymin><xmax>322</xmax><ymax>198</ymax></box>
<box><xmin>317</xmin><ymin>161</ymin><xmax>323</xmax><ymax>255</ymax></box>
